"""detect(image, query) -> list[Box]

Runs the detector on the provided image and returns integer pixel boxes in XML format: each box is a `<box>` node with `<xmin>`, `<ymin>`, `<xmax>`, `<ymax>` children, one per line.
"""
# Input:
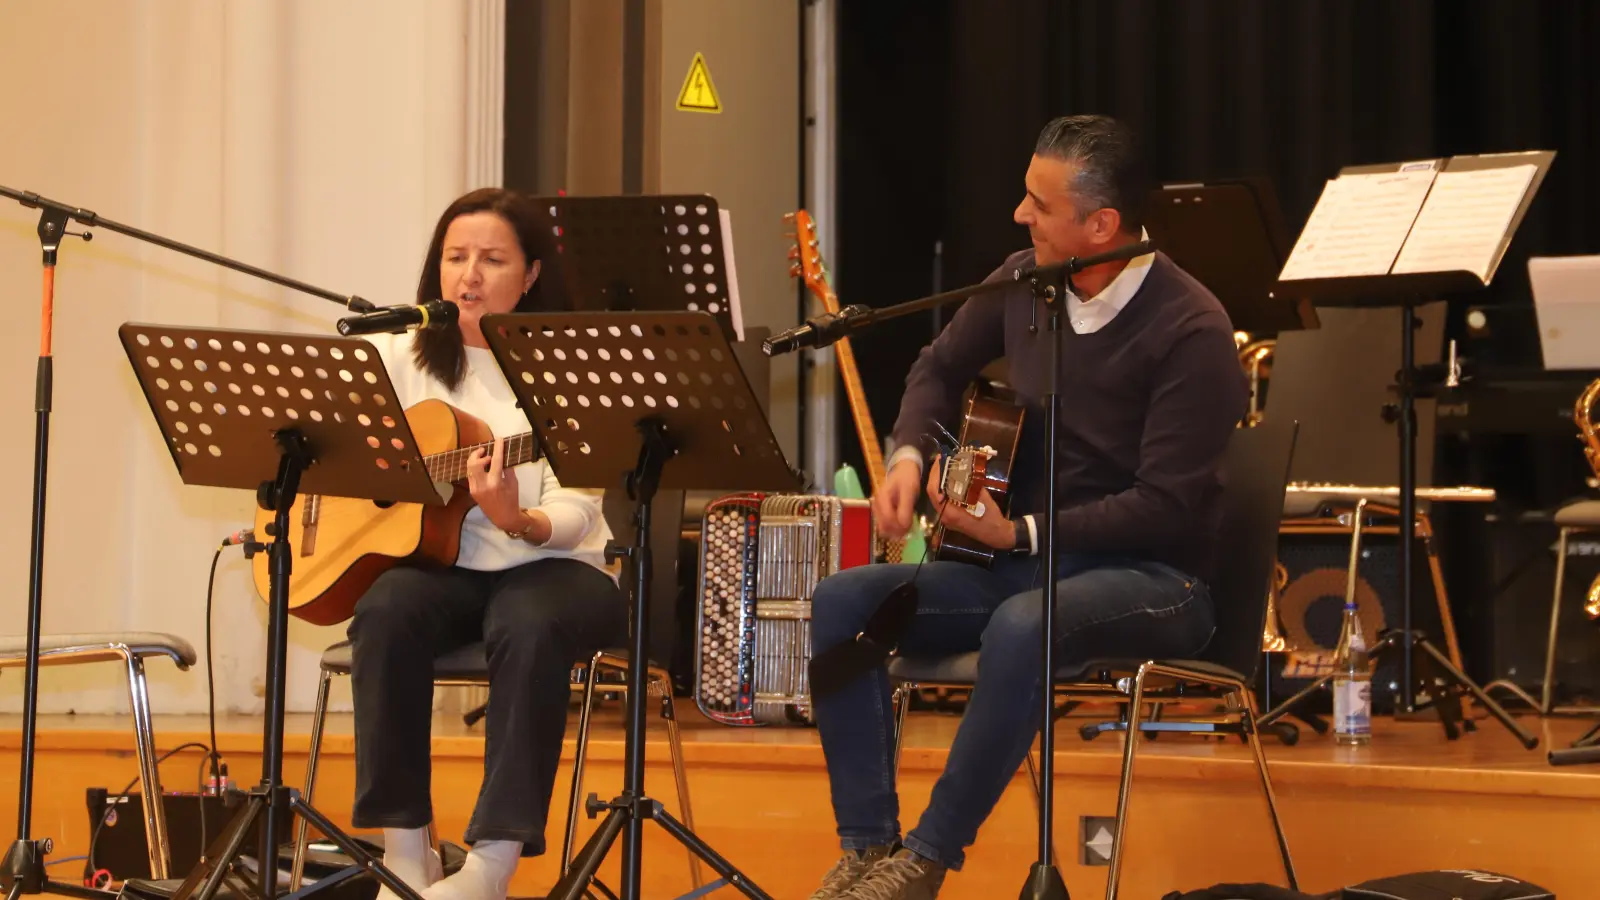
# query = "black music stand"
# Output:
<box><xmin>531</xmin><ymin>194</ymin><xmax>742</xmax><ymax>341</ymax></box>
<box><xmin>1267</xmin><ymin>152</ymin><xmax>1554</xmax><ymax>749</ymax></box>
<box><xmin>1146</xmin><ymin>176</ymin><xmax>1319</xmax><ymax>337</ymax></box>
<box><xmin>118</xmin><ymin>323</ymin><xmax>446</xmax><ymax>900</ymax></box>
<box><xmin>481</xmin><ymin>311</ymin><xmax>799</xmax><ymax>900</ymax></box>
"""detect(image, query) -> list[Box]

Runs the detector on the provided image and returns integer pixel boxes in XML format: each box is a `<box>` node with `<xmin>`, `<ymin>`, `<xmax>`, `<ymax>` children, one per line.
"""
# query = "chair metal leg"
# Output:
<box><xmin>1541</xmin><ymin>527</ymin><xmax>1572</xmax><ymax>714</ymax></box>
<box><xmin>124</xmin><ymin>653</ymin><xmax>171</xmax><ymax>880</ymax></box>
<box><xmin>290</xmin><ymin>668</ymin><xmax>334</xmax><ymax>892</ymax></box>
<box><xmin>1234</xmin><ymin>682</ymin><xmax>1298</xmax><ymax>890</ymax></box>
<box><xmin>890</xmin><ymin>682</ymin><xmax>914</xmax><ymax>778</ymax></box>
<box><xmin>1104</xmin><ymin>664</ymin><xmax>1152</xmax><ymax>900</ymax></box>
<box><xmin>1022</xmin><ymin>748</ymin><xmax>1061</xmax><ymax>872</ymax></box>
<box><xmin>653</xmin><ymin>671</ymin><xmax>704</xmax><ymax>889</ymax></box>
<box><xmin>560</xmin><ymin>658</ymin><xmax>602</xmax><ymax>874</ymax></box>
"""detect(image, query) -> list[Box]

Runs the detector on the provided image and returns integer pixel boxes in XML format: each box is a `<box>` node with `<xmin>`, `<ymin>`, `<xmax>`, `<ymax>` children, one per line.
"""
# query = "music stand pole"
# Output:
<box><xmin>1023</xmin><ymin>268</ymin><xmax>1070</xmax><ymax>900</ymax></box>
<box><xmin>0</xmin><ymin>184</ymin><xmax>377</xmax><ymax>900</ymax></box>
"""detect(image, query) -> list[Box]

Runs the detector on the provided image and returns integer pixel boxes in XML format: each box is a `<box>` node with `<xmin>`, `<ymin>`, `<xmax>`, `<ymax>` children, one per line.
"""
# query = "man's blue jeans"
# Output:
<box><xmin>810</xmin><ymin>553</ymin><xmax>1215</xmax><ymax>871</ymax></box>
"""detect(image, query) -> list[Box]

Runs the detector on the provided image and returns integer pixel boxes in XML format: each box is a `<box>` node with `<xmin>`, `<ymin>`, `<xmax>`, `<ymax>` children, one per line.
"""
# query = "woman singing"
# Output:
<box><xmin>349</xmin><ymin>187</ymin><xmax>626</xmax><ymax>900</ymax></box>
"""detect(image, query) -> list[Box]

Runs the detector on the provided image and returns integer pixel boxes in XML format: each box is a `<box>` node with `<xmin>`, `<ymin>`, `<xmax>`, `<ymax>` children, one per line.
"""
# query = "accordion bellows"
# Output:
<box><xmin>694</xmin><ymin>493</ymin><xmax>875</xmax><ymax>725</ymax></box>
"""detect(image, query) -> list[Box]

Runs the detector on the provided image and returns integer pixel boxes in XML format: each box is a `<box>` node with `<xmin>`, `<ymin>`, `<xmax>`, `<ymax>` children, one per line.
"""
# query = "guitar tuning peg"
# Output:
<box><xmin>787</xmin><ymin>246</ymin><xmax>802</xmax><ymax>260</ymax></box>
<box><xmin>782</xmin><ymin>212</ymin><xmax>797</xmax><ymax>223</ymax></box>
<box><xmin>789</xmin><ymin>262</ymin><xmax>803</xmax><ymax>278</ymax></box>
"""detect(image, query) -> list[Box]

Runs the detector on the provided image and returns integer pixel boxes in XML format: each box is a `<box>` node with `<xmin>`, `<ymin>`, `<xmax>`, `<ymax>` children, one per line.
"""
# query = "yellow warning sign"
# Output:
<box><xmin>675</xmin><ymin>52</ymin><xmax>721</xmax><ymax>113</ymax></box>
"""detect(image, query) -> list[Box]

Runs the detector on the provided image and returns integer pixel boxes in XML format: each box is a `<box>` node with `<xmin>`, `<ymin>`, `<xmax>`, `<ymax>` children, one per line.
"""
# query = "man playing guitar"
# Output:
<box><xmin>806</xmin><ymin>116</ymin><xmax>1247</xmax><ymax>899</ymax></box>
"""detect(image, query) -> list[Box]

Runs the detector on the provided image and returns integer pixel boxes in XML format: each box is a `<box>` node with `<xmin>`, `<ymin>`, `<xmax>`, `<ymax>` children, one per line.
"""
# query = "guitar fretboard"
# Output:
<box><xmin>424</xmin><ymin>432</ymin><xmax>539</xmax><ymax>483</ymax></box>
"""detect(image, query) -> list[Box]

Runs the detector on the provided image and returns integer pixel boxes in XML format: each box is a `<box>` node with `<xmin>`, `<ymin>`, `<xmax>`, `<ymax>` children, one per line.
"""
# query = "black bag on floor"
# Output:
<box><xmin>1342</xmin><ymin>870</ymin><xmax>1554</xmax><ymax>899</ymax></box>
<box><xmin>1163</xmin><ymin>870</ymin><xmax>1555</xmax><ymax>900</ymax></box>
<box><xmin>1161</xmin><ymin>886</ymin><xmax>1333</xmax><ymax>900</ymax></box>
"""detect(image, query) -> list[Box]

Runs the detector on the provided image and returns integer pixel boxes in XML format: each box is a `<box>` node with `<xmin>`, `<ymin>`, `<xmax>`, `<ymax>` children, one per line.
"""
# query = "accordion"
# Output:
<box><xmin>694</xmin><ymin>493</ymin><xmax>875</xmax><ymax>725</ymax></box>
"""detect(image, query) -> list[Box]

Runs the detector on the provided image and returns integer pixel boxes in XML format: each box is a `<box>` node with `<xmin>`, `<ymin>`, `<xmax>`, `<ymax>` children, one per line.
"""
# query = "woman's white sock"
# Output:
<box><xmin>420</xmin><ymin>840</ymin><xmax>521</xmax><ymax>900</ymax></box>
<box><xmin>375</xmin><ymin>826</ymin><xmax>442</xmax><ymax>900</ymax></box>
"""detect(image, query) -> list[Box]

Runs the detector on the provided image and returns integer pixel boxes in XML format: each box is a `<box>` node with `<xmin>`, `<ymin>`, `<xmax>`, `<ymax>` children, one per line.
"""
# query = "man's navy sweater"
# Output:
<box><xmin>890</xmin><ymin>249</ymin><xmax>1248</xmax><ymax>584</ymax></box>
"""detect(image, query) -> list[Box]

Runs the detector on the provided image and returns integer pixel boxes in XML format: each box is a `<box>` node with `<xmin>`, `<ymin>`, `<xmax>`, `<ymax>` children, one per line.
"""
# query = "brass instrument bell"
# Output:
<box><xmin>1235</xmin><ymin>331</ymin><xmax>1275</xmax><ymax>428</ymax></box>
<box><xmin>1577</xmin><ymin>379</ymin><xmax>1600</xmax><ymax>621</ymax></box>
<box><xmin>1262</xmin><ymin>560</ymin><xmax>1291</xmax><ymax>652</ymax></box>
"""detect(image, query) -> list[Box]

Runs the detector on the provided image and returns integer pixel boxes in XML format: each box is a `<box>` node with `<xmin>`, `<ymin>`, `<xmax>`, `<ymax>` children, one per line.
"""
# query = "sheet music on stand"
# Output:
<box><xmin>1276</xmin><ymin>151</ymin><xmax>1554</xmax><ymax>304</ymax></box>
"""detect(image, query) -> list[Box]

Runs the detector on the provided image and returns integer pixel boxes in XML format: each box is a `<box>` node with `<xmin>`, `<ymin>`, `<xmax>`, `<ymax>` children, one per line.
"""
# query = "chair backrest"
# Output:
<box><xmin>1200</xmin><ymin>418</ymin><xmax>1298</xmax><ymax>679</ymax></box>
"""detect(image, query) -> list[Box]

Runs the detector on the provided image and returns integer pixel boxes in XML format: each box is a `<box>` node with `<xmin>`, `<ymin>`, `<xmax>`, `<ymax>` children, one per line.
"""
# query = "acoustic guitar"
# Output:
<box><xmin>929</xmin><ymin>380</ymin><xmax>1026</xmax><ymax>568</ymax></box>
<box><xmin>250</xmin><ymin>397</ymin><xmax>540</xmax><ymax>625</ymax></box>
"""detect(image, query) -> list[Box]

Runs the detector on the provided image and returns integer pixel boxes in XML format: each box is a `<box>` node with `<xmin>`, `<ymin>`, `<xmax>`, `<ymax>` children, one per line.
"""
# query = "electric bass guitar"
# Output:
<box><xmin>250</xmin><ymin>397</ymin><xmax>540</xmax><ymax>625</ymax></box>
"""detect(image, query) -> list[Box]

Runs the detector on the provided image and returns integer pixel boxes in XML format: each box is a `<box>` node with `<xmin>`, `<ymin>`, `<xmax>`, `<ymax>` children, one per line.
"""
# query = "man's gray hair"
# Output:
<box><xmin>1033</xmin><ymin>114</ymin><xmax>1151</xmax><ymax>232</ymax></box>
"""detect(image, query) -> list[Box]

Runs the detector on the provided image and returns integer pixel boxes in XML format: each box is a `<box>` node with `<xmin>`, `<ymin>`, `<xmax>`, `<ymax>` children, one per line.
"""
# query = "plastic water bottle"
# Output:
<box><xmin>1332</xmin><ymin>600</ymin><xmax>1372</xmax><ymax>745</ymax></box>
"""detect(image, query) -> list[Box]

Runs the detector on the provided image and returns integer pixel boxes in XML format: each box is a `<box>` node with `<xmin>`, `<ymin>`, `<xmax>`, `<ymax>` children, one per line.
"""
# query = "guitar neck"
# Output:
<box><xmin>821</xmin><ymin>287</ymin><xmax>887</xmax><ymax>492</ymax></box>
<box><xmin>424</xmin><ymin>432</ymin><xmax>539</xmax><ymax>483</ymax></box>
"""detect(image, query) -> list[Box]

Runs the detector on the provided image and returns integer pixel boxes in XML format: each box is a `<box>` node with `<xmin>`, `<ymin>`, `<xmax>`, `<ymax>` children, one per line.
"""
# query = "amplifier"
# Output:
<box><xmin>1476</xmin><ymin>516</ymin><xmax>1600</xmax><ymax>705</ymax></box>
<box><xmin>85</xmin><ymin>789</ymin><xmax>289</xmax><ymax>883</ymax></box>
<box><xmin>1260</xmin><ymin>530</ymin><xmax>1450</xmax><ymax>715</ymax></box>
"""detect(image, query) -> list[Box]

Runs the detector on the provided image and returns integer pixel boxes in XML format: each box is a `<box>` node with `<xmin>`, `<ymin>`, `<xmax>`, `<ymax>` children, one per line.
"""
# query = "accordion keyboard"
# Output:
<box><xmin>695</xmin><ymin>493</ymin><xmax>873</xmax><ymax>725</ymax></box>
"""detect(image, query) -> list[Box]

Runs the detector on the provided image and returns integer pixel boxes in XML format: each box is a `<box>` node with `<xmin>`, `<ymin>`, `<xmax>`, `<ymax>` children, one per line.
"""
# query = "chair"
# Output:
<box><xmin>887</xmin><ymin>419</ymin><xmax>1300</xmax><ymax>900</ymax></box>
<box><xmin>0</xmin><ymin>632</ymin><xmax>197</xmax><ymax>880</ymax></box>
<box><xmin>289</xmin><ymin>642</ymin><xmax>701</xmax><ymax>891</ymax></box>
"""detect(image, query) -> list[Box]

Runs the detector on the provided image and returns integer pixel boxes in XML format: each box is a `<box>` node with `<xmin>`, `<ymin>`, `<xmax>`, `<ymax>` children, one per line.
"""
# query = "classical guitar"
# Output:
<box><xmin>929</xmin><ymin>379</ymin><xmax>1026</xmax><ymax>568</ymax></box>
<box><xmin>250</xmin><ymin>397</ymin><xmax>540</xmax><ymax>625</ymax></box>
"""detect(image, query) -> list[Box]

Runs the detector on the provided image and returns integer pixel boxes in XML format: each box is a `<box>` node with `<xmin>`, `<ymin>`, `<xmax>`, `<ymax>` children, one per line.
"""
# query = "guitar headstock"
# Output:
<box><xmin>783</xmin><ymin>209</ymin><xmax>834</xmax><ymax>306</ymax></box>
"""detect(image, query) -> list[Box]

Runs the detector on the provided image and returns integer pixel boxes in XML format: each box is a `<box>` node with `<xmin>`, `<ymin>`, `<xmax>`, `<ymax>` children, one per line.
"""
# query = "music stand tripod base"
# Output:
<box><xmin>483</xmin><ymin>311</ymin><xmax>797</xmax><ymax>900</ymax></box>
<box><xmin>119</xmin><ymin>324</ymin><xmax>448</xmax><ymax>900</ymax></box>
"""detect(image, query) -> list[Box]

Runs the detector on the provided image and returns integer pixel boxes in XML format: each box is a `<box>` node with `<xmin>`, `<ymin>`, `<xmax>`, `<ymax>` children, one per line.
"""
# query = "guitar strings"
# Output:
<box><xmin>424</xmin><ymin>433</ymin><xmax>537</xmax><ymax>482</ymax></box>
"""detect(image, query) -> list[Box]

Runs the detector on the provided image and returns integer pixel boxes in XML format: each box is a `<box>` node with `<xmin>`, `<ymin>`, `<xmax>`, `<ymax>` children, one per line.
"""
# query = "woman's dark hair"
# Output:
<box><xmin>411</xmin><ymin>187</ymin><xmax>561</xmax><ymax>389</ymax></box>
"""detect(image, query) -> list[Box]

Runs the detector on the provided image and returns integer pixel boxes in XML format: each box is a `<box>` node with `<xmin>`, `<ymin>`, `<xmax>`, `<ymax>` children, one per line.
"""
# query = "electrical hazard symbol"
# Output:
<box><xmin>675</xmin><ymin>52</ymin><xmax>721</xmax><ymax>114</ymax></box>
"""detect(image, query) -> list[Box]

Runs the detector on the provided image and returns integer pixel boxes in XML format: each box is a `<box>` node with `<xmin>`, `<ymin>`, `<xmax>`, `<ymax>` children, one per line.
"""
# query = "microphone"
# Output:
<box><xmin>336</xmin><ymin>299</ymin><xmax>458</xmax><ymax>336</ymax></box>
<box><xmin>763</xmin><ymin>304</ymin><xmax>871</xmax><ymax>355</ymax></box>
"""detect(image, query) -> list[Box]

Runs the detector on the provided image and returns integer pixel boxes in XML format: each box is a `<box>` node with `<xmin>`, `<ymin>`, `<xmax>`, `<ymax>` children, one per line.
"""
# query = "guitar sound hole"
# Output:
<box><xmin>372</xmin><ymin>500</ymin><xmax>396</xmax><ymax>510</ymax></box>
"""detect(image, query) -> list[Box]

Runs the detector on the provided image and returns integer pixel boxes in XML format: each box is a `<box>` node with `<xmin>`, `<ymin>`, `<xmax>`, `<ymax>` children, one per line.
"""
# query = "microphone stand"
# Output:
<box><xmin>0</xmin><ymin>184</ymin><xmax>376</xmax><ymax>900</ymax></box>
<box><xmin>766</xmin><ymin>239</ymin><xmax>1152</xmax><ymax>900</ymax></box>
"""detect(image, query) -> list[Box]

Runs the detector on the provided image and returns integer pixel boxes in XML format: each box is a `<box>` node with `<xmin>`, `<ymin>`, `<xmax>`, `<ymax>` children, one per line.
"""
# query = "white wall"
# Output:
<box><xmin>0</xmin><ymin>0</ymin><xmax>500</xmax><ymax>716</ymax></box>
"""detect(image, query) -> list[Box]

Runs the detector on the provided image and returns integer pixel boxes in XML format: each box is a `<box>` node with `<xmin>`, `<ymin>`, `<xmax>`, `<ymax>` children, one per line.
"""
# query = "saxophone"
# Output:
<box><xmin>1235</xmin><ymin>331</ymin><xmax>1275</xmax><ymax>428</ymax></box>
<box><xmin>1577</xmin><ymin>379</ymin><xmax>1600</xmax><ymax>620</ymax></box>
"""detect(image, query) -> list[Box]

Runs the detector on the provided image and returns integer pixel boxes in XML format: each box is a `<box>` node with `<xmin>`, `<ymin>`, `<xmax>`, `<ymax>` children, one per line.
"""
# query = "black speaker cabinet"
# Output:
<box><xmin>1261</xmin><ymin>528</ymin><xmax>1448</xmax><ymax>714</ymax></box>
<box><xmin>1477</xmin><ymin>516</ymin><xmax>1600</xmax><ymax>705</ymax></box>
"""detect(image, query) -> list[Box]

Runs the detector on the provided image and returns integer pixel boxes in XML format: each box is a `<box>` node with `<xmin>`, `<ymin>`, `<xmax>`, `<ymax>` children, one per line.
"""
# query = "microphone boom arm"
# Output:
<box><xmin>0</xmin><ymin>184</ymin><xmax>376</xmax><ymax>312</ymax></box>
<box><xmin>764</xmin><ymin>239</ymin><xmax>1153</xmax><ymax>355</ymax></box>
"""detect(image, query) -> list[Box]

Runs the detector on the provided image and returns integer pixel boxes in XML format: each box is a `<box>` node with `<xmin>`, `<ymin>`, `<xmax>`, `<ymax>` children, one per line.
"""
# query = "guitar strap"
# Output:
<box><xmin>807</xmin><ymin>579</ymin><xmax>920</xmax><ymax>698</ymax></box>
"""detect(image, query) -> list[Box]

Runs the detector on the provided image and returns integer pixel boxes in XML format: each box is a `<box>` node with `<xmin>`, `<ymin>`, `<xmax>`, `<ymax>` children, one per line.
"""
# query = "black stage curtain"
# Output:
<box><xmin>836</xmin><ymin>0</ymin><xmax>1600</xmax><ymax>483</ymax></box>
<box><xmin>837</xmin><ymin>1</ymin><xmax>1600</xmax><ymax>685</ymax></box>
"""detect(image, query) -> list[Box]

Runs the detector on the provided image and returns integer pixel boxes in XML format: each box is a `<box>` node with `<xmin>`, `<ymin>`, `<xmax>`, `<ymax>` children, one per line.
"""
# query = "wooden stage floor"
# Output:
<box><xmin>4</xmin><ymin>701</ymin><xmax>1596</xmax><ymax>899</ymax></box>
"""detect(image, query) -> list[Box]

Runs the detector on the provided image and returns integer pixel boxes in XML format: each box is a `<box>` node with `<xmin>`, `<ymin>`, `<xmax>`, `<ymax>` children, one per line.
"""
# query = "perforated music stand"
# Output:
<box><xmin>481</xmin><ymin>310</ymin><xmax>797</xmax><ymax>900</ymax></box>
<box><xmin>532</xmin><ymin>195</ymin><xmax>743</xmax><ymax>341</ymax></box>
<box><xmin>118</xmin><ymin>323</ymin><xmax>443</xmax><ymax>900</ymax></box>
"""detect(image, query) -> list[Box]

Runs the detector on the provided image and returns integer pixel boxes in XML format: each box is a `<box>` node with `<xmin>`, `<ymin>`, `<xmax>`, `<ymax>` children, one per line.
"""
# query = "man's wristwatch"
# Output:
<box><xmin>1011</xmin><ymin>516</ymin><xmax>1032</xmax><ymax>556</ymax></box>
